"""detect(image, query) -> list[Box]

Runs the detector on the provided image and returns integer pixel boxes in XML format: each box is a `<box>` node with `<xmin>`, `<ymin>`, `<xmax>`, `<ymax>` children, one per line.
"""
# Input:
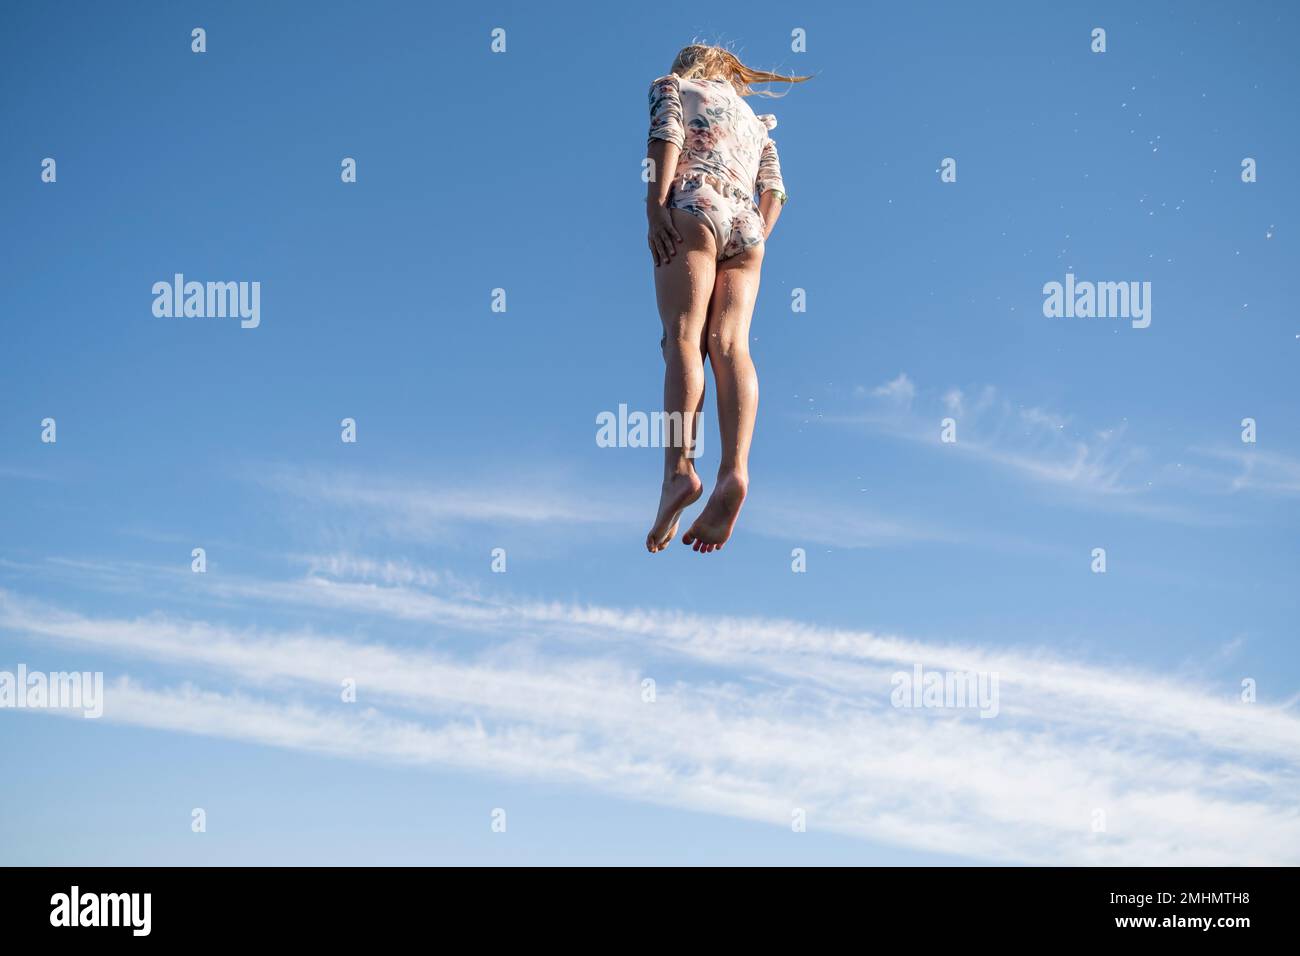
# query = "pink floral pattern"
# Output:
<box><xmin>647</xmin><ymin>75</ymin><xmax>786</xmax><ymax>260</ymax></box>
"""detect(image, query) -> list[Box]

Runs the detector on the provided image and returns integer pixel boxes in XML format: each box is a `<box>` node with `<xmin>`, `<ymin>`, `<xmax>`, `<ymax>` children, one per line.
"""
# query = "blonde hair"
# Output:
<box><xmin>669</xmin><ymin>43</ymin><xmax>812</xmax><ymax>97</ymax></box>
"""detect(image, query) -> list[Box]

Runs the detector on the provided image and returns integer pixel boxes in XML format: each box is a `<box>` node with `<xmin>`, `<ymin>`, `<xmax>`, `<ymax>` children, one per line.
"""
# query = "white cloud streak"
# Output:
<box><xmin>254</xmin><ymin>465</ymin><xmax>623</xmax><ymax>531</ymax></box>
<box><xmin>827</xmin><ymin>376</ymin><xmax>1293</xmax><ymax>525</ymax></box>
<box><xmin>3</xmin><ymin>558</ymin><xmax>1298</xmax><ymax>865</ymax></box>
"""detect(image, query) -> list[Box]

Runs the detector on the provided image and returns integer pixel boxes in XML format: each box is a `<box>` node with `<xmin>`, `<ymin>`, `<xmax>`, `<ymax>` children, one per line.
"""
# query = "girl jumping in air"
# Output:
<box><xmin>644</xmin><ymin>44</ymin><xmax>809</xmax><ymax>554</ymax></box>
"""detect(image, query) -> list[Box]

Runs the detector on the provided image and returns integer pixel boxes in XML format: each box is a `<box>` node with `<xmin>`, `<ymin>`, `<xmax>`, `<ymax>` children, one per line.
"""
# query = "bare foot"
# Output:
<box><xmin>681</xmin><ymin>471</ymin><xmax>748</xmax><ymax>553</ymax></box>
<box><xmin>646</xmin><ymin>471</ymin><xmax>703</xmax><ymax>553</ymax></box>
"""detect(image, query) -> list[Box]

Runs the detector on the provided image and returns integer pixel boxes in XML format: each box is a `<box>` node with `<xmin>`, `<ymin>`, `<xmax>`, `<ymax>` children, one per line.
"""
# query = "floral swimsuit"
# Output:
<box><xmin>647</xmin><ymin>74</ymin><xmax>786</xmax><ymax>261</ymax></box>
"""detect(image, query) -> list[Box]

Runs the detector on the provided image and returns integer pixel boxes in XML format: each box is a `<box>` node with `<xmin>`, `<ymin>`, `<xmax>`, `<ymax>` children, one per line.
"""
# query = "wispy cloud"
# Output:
<box><xmin>1188</xmin><ymin>446</ymin><xmax>1300</xmax><ymax>497</ymax></box>
<box><xmin>828</xmin><ymin>375</ymin><xmax>1274</xmax><ymax>525</ymax></box>
<box><xmin>744</xmin><ymin>499</ymin><xmax>957</xmax><ymax>548</ymax></box>
<box><xmin>871</xmin><ymin>372</ymin><xmax>916</xmax><ymax>405</ymax></box>
<box><xmin>252</xmin><ymin>461</ymin><xmax>960</xmax><ymax>552</ymax></box>
<box><xmin>254</xmin><ymin>464</ymin><xmax>624</xmax><ymax>534</ymax></box>
<box><xmin>4</xmin><ymin>555</ymin><xmax>1298</xmax><ymax>865</ymax></box>
<box><xmin>842</xmin><ymin>378</ymin><xmax>1144</xmax><ymax>496</ymax></box>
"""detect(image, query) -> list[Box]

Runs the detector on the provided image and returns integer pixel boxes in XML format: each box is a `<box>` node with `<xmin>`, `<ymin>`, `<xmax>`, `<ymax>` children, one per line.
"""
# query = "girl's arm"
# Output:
<box><xmin>756</xmin><ymin>135</ymin><xmax>787</xmax><ymax>240</ymax></box>
<box><xmin>646</xmin><ymin>75</ymin><xmax>688</xmax><ymax>266</ymax></box>
<box><xmin>758</xmin><ymin>189</ymin><xmax>784</xmax><ymax>239</ymax></box>
<box><xmin>646</xmin><ymin>138</ymin><xmax>683</xmax><ymax>266</ymax></box>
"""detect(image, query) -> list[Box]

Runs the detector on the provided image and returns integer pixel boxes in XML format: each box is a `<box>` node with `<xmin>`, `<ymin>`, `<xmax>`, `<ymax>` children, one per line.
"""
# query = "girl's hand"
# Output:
<box><xmin>647</xmin><ymin>201</ymin><xmax>683</xmax><ymax>267</ymax></box>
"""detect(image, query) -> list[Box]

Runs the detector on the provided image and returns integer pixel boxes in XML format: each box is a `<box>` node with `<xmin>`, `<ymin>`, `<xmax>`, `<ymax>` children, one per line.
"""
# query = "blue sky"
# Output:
<box><xmin>2</xmin><ymin>0</ymin><xmax>1298</xmax><ymax>864</ymax></box>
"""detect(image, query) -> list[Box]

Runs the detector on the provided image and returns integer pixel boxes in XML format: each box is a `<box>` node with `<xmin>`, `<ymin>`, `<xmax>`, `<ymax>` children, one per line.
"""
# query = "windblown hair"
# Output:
<box><xmin>669</xmin><ymin>43</ymin><xmax>812</xmax><ymax>97</ymax></box>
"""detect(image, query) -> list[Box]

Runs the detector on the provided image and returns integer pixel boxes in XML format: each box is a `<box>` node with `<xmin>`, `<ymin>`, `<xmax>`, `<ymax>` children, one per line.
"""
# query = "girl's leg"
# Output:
<box><xmin>646</xmin><ymin>207</ymin><xmax>716</xmax><ymax>553</ymax></box>
<box><xmin>682</xmin><ymin>244</ymin><xmax>762</xmax><ymax>553</ymax></box>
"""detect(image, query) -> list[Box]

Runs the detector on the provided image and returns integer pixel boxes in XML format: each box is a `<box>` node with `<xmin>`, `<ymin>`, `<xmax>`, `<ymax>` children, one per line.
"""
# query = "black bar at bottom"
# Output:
<box><xmin>0</xmin><ymin>866</ymin><xmax>1284</xmax><ymax>941</ymax></box>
